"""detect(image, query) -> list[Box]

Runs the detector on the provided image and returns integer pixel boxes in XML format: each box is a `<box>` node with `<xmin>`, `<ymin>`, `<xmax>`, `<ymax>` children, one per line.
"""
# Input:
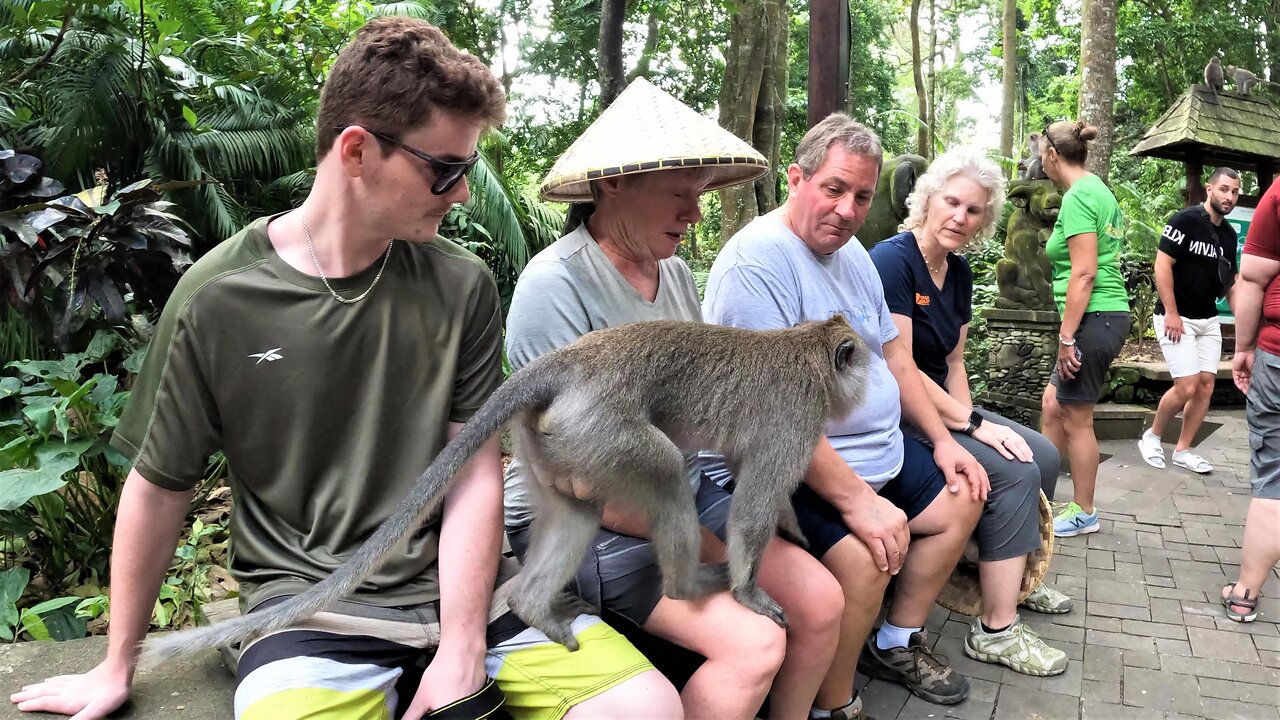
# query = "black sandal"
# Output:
<box><xmin>1222</xmin><ymin>582</ymin><xmax>1259</xmax><ymax>623</ymax></box>
<box><xmin>425</xmin><ymin>677</ymin><xmax>506</xmax><ymax>719</ymax></box>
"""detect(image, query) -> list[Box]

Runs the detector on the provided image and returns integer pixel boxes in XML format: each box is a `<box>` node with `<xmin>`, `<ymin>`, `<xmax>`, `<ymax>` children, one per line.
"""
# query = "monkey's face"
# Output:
<box><xmin>829</xmin><ymin>329</ymin><xmax>871</xmax><ymax>414</ymax></box>
<box><xmin>921</xmin><ymin>175</ymin><xmax>990</xmax><ymax>252</ymax></box>
<box><xmin>785</xmin><ymin>146</ymin><xmax>879</xmax><ymax>255</ymax></box>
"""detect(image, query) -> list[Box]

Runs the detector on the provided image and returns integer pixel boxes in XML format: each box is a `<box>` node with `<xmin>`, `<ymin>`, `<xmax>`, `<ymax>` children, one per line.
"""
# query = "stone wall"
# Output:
<box><xmin>978</xmin><ymin>308</ymin><xmax>1060</xmax><ymax>426</ymax></box>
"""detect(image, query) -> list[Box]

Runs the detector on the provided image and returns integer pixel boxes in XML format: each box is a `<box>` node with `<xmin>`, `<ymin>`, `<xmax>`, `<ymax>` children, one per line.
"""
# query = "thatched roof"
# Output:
<box><xmin>1131</xmin><ymin>85</ymin><xmax>1280</xmax><ymax>167</ymax></box>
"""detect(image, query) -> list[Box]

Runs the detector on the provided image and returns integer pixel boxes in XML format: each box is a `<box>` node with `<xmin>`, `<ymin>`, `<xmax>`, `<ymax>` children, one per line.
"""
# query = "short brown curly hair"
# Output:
<box><xmin>315</xmin><ymin>16</ymin><xmax>506</xmax><ymax>160</ymax></box>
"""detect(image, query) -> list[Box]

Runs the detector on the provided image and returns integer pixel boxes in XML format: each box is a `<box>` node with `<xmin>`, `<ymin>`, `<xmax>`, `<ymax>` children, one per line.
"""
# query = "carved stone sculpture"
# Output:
<box><xmin>857</xmin><ymin>153</ymin><xmax>927</xmax><ymax>248</ymax></box>
<box><xmin>995</xmin><ymin>179</ymin><xmax>1059</xmax><ymax>311</ymax></box>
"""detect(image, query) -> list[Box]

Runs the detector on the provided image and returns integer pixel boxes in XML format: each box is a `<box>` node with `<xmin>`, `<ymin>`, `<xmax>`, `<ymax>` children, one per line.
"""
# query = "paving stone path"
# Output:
<box><xmin>863</xmin><ymin>407</ymin><xmax>1280</xmax><ymax>719</ymax></box>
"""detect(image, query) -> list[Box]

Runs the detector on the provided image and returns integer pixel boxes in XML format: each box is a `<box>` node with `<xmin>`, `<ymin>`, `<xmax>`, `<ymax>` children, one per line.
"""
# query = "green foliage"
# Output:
<box><xmin>0</xmin><ymin>331</ymin><xmax>141</xmax><ymax>596</ymax></box>
<box><xmin>0</xmin><ymin>167</ymin><xmax>201</xmax><ymax>350</ymax></box>
<box><xmin>2</xmin><ymin>1</ymin><xmax>314</xmax><ymax>247</ymax></box>
<box><xmin>0</xmin><ymin>327</ymin><xmax>229</xmax><ymax>639</ymax></box>
<box><xmin>153</xmin><ymin>516</ymin><xmax>230</xmax><ymax>629</ymax></box>
<box><xmin>965</xmin><ymin>235</ymin><xmax>1003</xmax><ymax>393</ymax></box>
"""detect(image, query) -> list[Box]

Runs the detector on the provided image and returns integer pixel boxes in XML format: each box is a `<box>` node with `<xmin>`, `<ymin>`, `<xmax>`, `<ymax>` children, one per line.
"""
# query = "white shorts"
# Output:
<box><xmin>1154</xmin><ymin>314</ymin><xmax>1222</xmax><ymax>378</ymax></box>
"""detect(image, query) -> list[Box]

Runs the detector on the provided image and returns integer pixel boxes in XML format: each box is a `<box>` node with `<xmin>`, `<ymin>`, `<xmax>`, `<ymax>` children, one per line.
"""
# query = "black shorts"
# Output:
<box><xmin>1049</xmin><ymin>311</ymin><xmax>1130</xmax><ymax>404</ymax></box>
<box><xmin>791</xmin><ymin>435</ymin><xmax>948</xmax><ymax>558</ymax></box>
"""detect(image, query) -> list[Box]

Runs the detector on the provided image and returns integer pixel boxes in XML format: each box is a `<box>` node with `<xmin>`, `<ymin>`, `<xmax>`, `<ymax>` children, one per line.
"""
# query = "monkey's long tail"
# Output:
<box><xmin>138</xmin><ymin>365</ymin><xmax>565</xmax><ymax>668</ymax></box>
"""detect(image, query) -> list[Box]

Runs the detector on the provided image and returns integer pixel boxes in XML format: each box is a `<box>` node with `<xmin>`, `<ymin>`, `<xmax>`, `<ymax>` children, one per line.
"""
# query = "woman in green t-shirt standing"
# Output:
<box><xmin>1038</xmin><ymin>120</ymin><xmax>1132</xmax><ymax>538</ymax></box>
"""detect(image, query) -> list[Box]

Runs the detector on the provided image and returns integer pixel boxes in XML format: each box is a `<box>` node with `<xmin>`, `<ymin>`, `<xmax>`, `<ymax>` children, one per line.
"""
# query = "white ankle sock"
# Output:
<box><xmin>1144</xmin><ymin>429</ymin><xmax>1160</xmax><ymax>441</ymax></box>
<box><xmin>876</xmin><ymin>622</ymin><xmax>919</xmax><ymax>650</ymax></box>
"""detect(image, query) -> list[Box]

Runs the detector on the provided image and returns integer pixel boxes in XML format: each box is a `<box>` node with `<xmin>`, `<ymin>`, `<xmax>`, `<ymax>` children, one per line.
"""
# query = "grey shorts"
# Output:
<box><xmin>1246</xmin><ymin>348</ymin><xmax>1280</xmax><ymax>499</ymax></box>
<box><xmin>506</xmin><ymin>475</ymin><xmax>732</xmax><ymax>627</ymax></box>
<box><xmin>944</xmin><ymin>408</ymin><xmax>1059</xmax><ymax>561</ymax></box>
<box><xmin>1049</xmin><ymin>311</ymin><xmax>1130</xmax><ymax>404</ymax></box>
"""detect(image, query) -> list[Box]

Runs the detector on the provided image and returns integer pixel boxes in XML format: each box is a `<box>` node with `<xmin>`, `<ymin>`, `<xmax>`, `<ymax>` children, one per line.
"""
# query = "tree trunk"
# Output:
<box><xmin>627</xmin><ymin>8</ymin><xmax>662</xmax><ymax>82</ymax></box>
<box><xmin>1078</xmin><ymin>0</ymin><xmax>1117</xmax><ymax>181</ymax></box>
<box><xmin>719</xmin><ymin>0</ymin><xmax>788</xmax><ymax>243</ymax></box>
<box><xmin>598</xmin><ymin>0</ymin><xmax>626</xmax><ymax>107</ymax></box>
<box><xmin>910</xmin><ymin>0</ymin><xmax>928</xmax><ymax>158</ymax></box>
<box><xmin>926</xmin><ymin>0</ymin><xmax>937</xmax><ymax>158</ymax></box>
<box><xmin>1271</xmin><ymin>0</ymin><xmax>1280</xmax><ymax>82</ymax></box>
<box><xmin>999</xmin><ymin>0</ymin><xmax>1017</xmax><ymax>177</ymax></box>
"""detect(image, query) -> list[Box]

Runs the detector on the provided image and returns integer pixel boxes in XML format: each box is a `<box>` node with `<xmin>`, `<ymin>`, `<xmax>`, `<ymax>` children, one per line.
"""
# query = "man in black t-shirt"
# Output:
<box><xmin>1139</xmin><ymin>167</ymin><xmax>1241</xmax><ymax>474</ymax></box>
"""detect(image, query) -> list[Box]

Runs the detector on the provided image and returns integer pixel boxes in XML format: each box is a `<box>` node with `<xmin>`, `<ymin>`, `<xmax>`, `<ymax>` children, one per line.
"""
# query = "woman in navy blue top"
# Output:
<box><xmin>869</xmin><ymin>148</ymin><xmax>1070</xmax><ymax>677</ymax></box>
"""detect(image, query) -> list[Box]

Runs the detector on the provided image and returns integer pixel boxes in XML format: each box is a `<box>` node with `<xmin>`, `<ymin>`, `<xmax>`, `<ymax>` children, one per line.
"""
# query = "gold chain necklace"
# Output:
<box><xmin>301</xmin><ymin>212</ymin><xmax>393</xmax><ymax>305</ymax></box>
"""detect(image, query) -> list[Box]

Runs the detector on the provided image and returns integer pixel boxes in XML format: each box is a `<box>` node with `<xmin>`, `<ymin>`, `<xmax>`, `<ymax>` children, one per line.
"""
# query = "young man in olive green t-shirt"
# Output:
<box><xmin>10</xmin><ymin>17</ymin><xmax>677</xmax><ymax>720</ymax></box>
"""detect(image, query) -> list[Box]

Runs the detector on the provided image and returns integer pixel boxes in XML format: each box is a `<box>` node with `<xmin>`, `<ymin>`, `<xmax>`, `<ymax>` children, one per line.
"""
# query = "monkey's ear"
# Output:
<box><xmin>835</xmin><ymin>340</ymin><xmax>858</xmax><ymax>371</ymax></box>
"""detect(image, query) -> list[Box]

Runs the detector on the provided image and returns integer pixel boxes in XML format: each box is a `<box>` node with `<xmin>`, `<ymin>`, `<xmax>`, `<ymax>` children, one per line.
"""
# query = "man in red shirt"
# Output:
<box><xmin>1224</xmin><ymin>178</ymin><xmax>1280</xmax><ymax>623</ymax></box>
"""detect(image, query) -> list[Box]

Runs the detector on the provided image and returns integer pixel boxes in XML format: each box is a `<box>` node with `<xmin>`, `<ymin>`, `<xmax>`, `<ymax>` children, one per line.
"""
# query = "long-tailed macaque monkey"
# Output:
<box><xmin>141</xmin><ymin>316</ymin><xmax>871</xmax><ymax>663</ymax></box>
<box><xmin>1227</xmin><ymin>65</ymin><xmax>1277</xmax><ymax>96</ymax></box>
<box><xmin>1205</xmin><ymin>56</ymin><xmax>1225</xmax><ymax>95</ymax></box>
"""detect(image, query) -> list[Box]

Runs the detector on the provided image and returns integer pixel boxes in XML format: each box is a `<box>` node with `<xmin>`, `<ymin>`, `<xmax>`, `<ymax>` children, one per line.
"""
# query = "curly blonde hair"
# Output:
<box><xmin>900</xmin><ymin>147</ymin><xmax>1006</xmax><ymax>245</ymax></box>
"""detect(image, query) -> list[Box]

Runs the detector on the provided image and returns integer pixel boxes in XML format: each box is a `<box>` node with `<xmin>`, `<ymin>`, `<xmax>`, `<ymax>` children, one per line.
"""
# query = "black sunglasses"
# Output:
<box><xmin>337</xmin><ymin>126</ymin><xmax>479</xmax><ymax>195</ymax></box>
<box><xmin>1041</xmin><ymin>127</ymin><xmax>1059</xmax><ymax>155</ymax></box>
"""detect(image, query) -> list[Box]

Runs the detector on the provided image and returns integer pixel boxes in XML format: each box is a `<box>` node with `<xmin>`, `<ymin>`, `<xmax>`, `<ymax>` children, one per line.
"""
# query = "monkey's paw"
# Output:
<box><xmin>696</xmin><ymin>562</ymin><xmax>731</xmax><ymax>592</ymax></box>
<box><xmin>508</xmin><ymin>593</ymin><xmax>591</xmax><ymax>651</ymax></box>
<box><xmin>663</xmin><ymin>563</ymin><xmax>728</xmax><ymax>600</ymax></box>
<box><xmin>733</xmin><ymin>587</ymin><xmax>788</xmax><ymax>628</ymax></box>
<box><xmin>776</xmin><ymin>508</ymin><xmax>809</xmax><ymax>549</ymax></box>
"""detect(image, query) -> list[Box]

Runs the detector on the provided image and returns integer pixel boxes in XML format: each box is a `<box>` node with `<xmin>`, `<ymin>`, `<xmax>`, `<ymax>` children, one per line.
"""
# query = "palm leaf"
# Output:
<box><xmin>154</xmin><ymin>0</ymin><xmax>227</xmax><ymax>40</ymax></box>
<box><xmin>368</xmin><ymin>2</ymin><xmax>440</xmax><ymax>21</ymax></box>
<box><xmin>464</xmin><ymin>151</ymin><xmax>533</xmax><ymax>273</ymax></box>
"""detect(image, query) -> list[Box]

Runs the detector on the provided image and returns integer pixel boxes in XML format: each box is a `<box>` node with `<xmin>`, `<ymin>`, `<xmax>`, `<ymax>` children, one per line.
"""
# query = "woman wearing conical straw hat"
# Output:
<box><xmin>503</xmin><ymin>78</ymin><xmax>846</xmax><ymax>720</ymax></box>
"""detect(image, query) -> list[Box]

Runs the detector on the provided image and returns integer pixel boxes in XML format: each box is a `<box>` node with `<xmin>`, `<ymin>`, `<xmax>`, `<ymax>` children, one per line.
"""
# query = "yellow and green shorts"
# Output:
<box><xmin>233</xmin><ymin>593</ymin><xmax>652</xmax><ymax>720</ymax></box>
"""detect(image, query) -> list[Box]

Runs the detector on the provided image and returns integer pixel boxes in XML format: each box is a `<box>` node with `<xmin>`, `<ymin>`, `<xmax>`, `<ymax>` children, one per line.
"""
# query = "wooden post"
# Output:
<box><xmin>1260</xmin><ymin>159</ymin><xmax>1276</xmax><ymax>195</ymax></box>
<box><xmin>808</xmin><ymin>0</ymin><xmax>849</xmax><ymax>128</ymax></box>
<box><xmin>1185</xmin><ymin>158</ymin><xmax>1205</xmax><ymax>206</ymax></box>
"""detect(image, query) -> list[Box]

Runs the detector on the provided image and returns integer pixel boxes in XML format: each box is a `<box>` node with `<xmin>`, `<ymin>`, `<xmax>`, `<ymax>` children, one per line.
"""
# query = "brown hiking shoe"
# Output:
<box><xmin>857</xmin><ymin>630</ymin><xmax>969</xmax><ymax>705</ymax></box>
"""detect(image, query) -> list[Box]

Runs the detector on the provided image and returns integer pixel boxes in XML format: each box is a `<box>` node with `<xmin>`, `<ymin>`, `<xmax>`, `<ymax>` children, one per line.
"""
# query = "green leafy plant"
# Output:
<box><xmin>153</xmin><ymin>516</ymin><xmax>231</xmax><ymax>629</ymax></box>
<box><xmin>0</xmin><ymin>331</ymin><xmax>140</xmax><ymax>595</ymax></box>
<box><xmin>0</xmin><ymin>173</ymin><xmax>204</xmax><ymax>349</ymax></box>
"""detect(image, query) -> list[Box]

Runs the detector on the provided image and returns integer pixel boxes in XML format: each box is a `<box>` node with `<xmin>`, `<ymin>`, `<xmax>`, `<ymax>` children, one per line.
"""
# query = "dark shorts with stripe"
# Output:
<box><xmin>233</xmin><ymin>568</ymin><xmax>652</xmax><ymax>720</ymax></box>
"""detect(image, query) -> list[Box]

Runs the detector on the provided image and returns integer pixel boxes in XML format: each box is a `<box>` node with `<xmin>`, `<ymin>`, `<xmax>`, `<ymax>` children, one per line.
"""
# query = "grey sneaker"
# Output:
<box><xmin>1019</xmin><ymin>582</ymin><xmax>1074</xmax><ymax>614</ymax></box>
<box><xmin>810</xmin><ymin>693</ymin><xmax>862</xmax><ymax>719</ymax></box>
<box><xmin>858</xmin><ymin>630</ymin><xmax>969</xmax><ymax>705</ymax></box>
<box><xmin>964</xmin><ymin>615</ymin><xmax>1067</xmax><ymax>676</ymax></box>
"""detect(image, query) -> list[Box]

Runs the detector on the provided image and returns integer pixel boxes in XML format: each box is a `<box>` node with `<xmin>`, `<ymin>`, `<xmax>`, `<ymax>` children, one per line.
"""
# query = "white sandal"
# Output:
<box><xmin>1138</xmin><ymin>432</ymin><xmax>1165</xmax><ymax>469</ymax></box>
<box><xmin>1172</xmin><ymin>450</ymin><xmax>1212</xmax><ymax>474</ymax></box>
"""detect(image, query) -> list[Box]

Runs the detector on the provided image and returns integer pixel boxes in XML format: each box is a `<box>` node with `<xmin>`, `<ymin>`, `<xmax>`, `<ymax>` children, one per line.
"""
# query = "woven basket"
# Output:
<box><xmin>935</xmin><ymin>490</ymin><xmax>1055</xmax><ymax>617</ymax></box>
<box><xmin>539</xmin><ymin>77</ymin><xmax>769</xmax><ymax>202</ymax></box>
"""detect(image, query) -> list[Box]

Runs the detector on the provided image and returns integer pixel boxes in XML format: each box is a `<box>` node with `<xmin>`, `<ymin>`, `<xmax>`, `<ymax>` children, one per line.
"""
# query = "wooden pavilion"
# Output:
<box><xmin>1131</xmin><ymin>85</ymin><xmax>1280</xmax><ymax>205</ymax></box>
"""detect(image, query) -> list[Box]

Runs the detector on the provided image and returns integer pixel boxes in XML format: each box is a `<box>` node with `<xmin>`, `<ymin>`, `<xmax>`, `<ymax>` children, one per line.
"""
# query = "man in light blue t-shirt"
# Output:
<box><xmin>704</xmin><ymin>114</ymin><xmax>988</xmax><ymax>711</ymax></box>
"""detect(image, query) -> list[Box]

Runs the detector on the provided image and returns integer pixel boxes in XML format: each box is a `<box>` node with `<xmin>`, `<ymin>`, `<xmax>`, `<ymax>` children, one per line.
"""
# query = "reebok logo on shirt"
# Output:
<box><xmin>248</xmin><ymin>348</ymin><xmax>284</xmax><ymax>364</ymax></box>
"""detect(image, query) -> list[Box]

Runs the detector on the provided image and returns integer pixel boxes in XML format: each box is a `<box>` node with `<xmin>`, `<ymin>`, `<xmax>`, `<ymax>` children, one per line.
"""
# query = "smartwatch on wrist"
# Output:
<box><xmin>962</xmin><ymin>410</ymin><xmax>984</xmax><ymax>436</ymax></box>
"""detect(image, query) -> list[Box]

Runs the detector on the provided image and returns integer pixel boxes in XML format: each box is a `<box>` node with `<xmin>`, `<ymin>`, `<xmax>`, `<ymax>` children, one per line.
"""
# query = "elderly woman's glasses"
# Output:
<box><xmin>336</xmin><ymin>126</ymin><xmax>480</xmax><ymax>195</ymax></box>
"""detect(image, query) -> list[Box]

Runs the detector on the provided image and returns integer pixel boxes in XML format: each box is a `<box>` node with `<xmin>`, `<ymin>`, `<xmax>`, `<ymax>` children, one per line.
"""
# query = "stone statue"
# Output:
<box><xmin>995</xmin><ymin>178</ymin><xmax>1059</xmax><ymax>311</ymax></box>
<box><xmin>857</xmin><ymin>153</ymin><xmax>927</xmax><ymax>248</ymax></box>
